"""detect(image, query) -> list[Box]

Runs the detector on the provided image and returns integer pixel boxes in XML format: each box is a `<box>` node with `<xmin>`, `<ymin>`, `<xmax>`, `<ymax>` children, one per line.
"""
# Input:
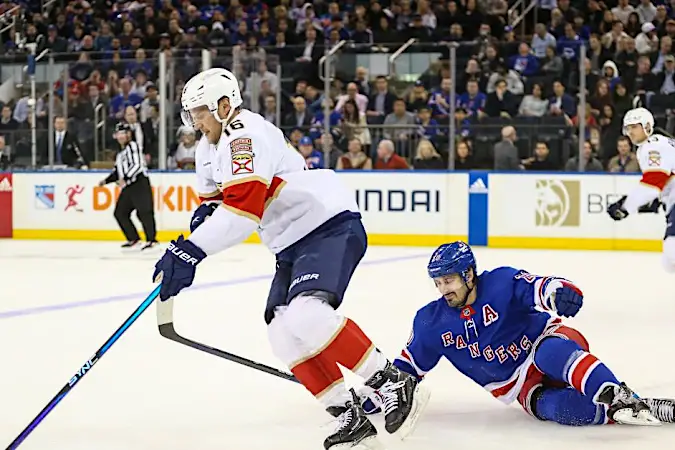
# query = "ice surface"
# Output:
<box><xmin>0</xmin><ymin>240</ymin><xmax>673</xmax><ymax>449</ymax></box>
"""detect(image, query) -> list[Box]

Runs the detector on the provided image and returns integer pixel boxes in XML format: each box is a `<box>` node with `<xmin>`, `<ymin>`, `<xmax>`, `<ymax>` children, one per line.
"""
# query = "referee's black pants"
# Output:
<box><xmin>114</xmin><ymin>176</ymin><xmax>157</xmax><ymax>242</ymax></box>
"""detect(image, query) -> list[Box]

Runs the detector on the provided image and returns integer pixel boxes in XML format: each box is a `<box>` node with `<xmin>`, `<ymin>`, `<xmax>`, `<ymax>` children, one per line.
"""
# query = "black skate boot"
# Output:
<box><xmin>364</xmin><ymin>361</ymin><xmax>430</xmax><ymax>438</ymax></box>
<box><xmin>597</xmin><ymin>383</ymin><xmax>660</xmax><ymax>426</ymax></box>
<box><xmin>141</xmin><ymin>240</ymin><xmax>160</xmax><ymax>251</ymax></box>
<box><xmin>324</xmin><ymin>389</ymin><xmax>382</xmax><ymax>450</ymax></box>
<box><xmin>643</xmin><ymin>398</ymin><xmax>675</xmax><ymax>423</ymax></box>
<box><xmin>121</xmin><ymin>239</ymin><xmax>141</xmax><ymax>251</ymax></box>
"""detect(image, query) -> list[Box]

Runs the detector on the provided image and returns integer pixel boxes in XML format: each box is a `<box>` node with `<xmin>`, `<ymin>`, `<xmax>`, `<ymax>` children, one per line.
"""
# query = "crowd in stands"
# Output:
<box><xmin>0</xmin><ymin>0</ymin><xmax>674</xmax><ymax>172</ymax></box>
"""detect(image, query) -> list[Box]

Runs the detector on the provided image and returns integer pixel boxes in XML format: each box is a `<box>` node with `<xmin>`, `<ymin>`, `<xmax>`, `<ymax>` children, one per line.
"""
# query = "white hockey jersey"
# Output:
<box><xmin>624</xmin><ymin>134</ymin><xmax>675</xmax><ymax>214</ymax></box>
<box><xmin>187</xmin><ymin>109</ymin><xmax>359</xmax><ymax>255</ymax></box>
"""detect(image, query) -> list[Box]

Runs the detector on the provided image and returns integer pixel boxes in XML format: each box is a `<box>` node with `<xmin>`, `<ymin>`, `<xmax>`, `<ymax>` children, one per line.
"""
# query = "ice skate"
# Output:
<box><xmin>121</xmin><ymin>239</ymin><xmax>141</xmax><ymax>252</ymax></box>
<box><xmin>643</xmin><ymin>398</ymin><xmax>675</xmax><ymax>423</ymax></box>
<box><xmin>597</xmin><ymin>383</ymin><xmax>660</xmax><ymax>426</ymax></box>
<box><xmin>141</xmin><ymin>240</ymin><xmax>160</xmax><ymax>251</ymax></box>
<box><xmin>365</xmin><ymin>361</ymin><xmax>430</xmax><ymax>439</ymax></box>
<box><xmin>324</xmin><ymin>389</ymin><xmax>384</xmax><ymax>450</ymax></box>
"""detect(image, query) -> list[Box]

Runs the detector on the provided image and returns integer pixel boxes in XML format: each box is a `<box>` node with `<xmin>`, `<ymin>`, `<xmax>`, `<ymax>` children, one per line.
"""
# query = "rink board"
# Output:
<box><xmin>5</xmin><ymin>171</ymin><xmax>665</xmax><ymax>251</ymax></box>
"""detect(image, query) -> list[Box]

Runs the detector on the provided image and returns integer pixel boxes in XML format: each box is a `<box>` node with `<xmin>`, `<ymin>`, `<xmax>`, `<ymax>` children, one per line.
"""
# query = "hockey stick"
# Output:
<box><xmin>6</xmin><ymin>285</ymin><xmax>161</xmax><ymax>450</ymax></box>
<box><xmin>156</xmin><ymin>296</ymin><xmax>299</xmax><ymax>383</ymax></box>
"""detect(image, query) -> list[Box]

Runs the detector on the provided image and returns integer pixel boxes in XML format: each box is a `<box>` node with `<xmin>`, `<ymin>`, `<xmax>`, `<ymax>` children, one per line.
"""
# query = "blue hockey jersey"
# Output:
<box><xmin>395</xmin><ymin>267</ymin><xmax>569</xmax><ymax>404</ymax></box>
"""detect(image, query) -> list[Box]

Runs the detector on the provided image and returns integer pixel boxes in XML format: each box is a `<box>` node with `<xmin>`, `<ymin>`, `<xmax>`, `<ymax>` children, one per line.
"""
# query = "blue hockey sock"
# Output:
<box><xmin>535</xmin><ymin>388</ymin><xmax>607</xmax><ymax>425</ymax></box>
<box><xmin>534</xmin><ymin>337</ymin><xmax>620</xmax><ymax>402</ymax></box>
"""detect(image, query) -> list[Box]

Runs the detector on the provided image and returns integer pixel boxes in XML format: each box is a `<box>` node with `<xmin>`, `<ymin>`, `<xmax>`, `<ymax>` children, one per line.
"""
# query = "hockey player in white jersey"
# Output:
<box><xmin>607</xmin><ymin>107</ymin><xmax>675</xmax><ymax>272</ymax></box>
<box><xmin>152</xmin><ymin>68</ymin><xmax>430</xmax><ymax>449</ymax></box>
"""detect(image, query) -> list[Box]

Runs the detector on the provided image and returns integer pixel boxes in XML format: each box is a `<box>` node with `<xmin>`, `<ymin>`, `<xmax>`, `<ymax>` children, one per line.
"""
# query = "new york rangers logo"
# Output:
<box><xmin>35</xmin><ymin>185</ymin><xmax>55</xmax><ymax>209</ymax></box>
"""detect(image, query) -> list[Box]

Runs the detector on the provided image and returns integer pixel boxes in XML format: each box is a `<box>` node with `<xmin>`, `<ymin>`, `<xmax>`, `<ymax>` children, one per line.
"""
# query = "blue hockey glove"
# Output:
<box><xmin>551</xmin><ymin>282</ymin><xmax>583</xmax><ymax>318</ymax></box>
<box><xmin>607</xmin><ymin>196</ymin><xmax>629</xmax><ymax>221</ymax></box>
<box><xmin>152</xmin><ymin>235</ymin><xmax>207</xmax><ymax>301</ymax></box>
<box><xmin>190</xmin><ymin>203</ymin><xmax>219</xmax><ymax>233</ymax></box>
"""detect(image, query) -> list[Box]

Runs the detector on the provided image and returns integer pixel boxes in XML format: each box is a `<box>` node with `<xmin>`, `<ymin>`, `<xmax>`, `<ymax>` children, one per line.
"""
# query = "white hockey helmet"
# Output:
<box><xmin>622</xmin><ymin>107</ymin><xmax>654</xmax><ymax>137</ymax></box>
<box><xmin>180</xmin><ymin>67</ymin><xmax>243</xmax><ymax>127</ymax></box>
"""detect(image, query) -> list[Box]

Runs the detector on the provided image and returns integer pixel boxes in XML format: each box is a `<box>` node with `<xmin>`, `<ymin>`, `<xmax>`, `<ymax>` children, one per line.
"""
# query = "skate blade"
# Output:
<box><xmin>396</xmin><ymin>383</ymin><xmax>431</xmax><ymax>440</ymax></box>
<box><xmin>329</xmin><ymin>435</ymin><xmax>386</xmax><ymax>450</ymax></box>
<box><xmin>614</xmin><ymin>409</ymin><xmax>662</xmax><ymax>426</ymax></box>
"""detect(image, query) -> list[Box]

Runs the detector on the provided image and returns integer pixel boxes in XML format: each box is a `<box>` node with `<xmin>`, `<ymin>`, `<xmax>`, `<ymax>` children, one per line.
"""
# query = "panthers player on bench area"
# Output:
<box><xmin>360</xmin><ymin>242</ymin><xmax>675</xmax><ymax>427</ymax></box>
<box><xmin>151</xmin><ymin>68</ymin><xmax>430</xmax><ymax>449</ymax></box>
<box><xmin>608</xmin><ymin>107</ymin><xmax>675</xmax><ymax>272</ymax></box>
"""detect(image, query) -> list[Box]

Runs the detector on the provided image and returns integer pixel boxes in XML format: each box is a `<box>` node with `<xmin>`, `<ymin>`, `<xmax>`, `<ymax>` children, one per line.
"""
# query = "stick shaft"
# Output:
<box><xmin>156</xmin><ymin>297</ymin><xmax>298</xmax><ymax>383</ymax></box>
<box><xmin>6</xmin><ymin>286</ymin><xmax>160</xmax><ymax>450</ymax></box>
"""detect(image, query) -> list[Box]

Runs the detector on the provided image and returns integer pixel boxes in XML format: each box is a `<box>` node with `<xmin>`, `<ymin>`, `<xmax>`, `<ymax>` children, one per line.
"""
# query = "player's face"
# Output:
<box><xmin>624</xmin><ymin>123</ymin><xmax>648</xmax><ymax>144</ymax></box>
<box><xmin>433</xmin><ymin>274</ymin><xmax>468</xmax><ymax>307</ymax></box>
<box><xmin>189</xmin><ymin>106</ymin><xmax>222</xmax><ymax>145</ymax></box>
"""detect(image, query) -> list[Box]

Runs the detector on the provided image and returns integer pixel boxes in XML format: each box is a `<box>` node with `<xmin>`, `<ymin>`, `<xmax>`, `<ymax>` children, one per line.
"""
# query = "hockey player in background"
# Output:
<box><xmin>152</xmin><ymin>68</ymin><xmax>429</xmax><ymax>449</ymax></box>
<box><xmin>360</xmin><ymin>241</ymin><xmax>675</xmax><ymax>427</ymax></box>
<box><xmin>607</xmin><ymin>108</ymin><xmax>675</xmax><ymax>272</ymax></box>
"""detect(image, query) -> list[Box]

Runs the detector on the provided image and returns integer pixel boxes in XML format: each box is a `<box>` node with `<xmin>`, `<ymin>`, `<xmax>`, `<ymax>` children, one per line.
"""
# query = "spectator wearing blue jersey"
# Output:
<box><xmin>109</xmin><ymin>78</ymin><xmax>143</xmax><ymax>119</ymax></box>
<box><xmin>416</xmin><ymin>106</ymin><xmax>441</xmax><ymax>141</ymax></box>
<box><xmin>509</xmin><ymin>43</ymin><xmax>539</xmax><ymax>77</ymax></box>
<box><xmin>298</xmin><ymin>136</ymin><xmax>324</xmax><ymax>169</ymax></box>
<box><xmin>557</xmin><ymin>23</ymin><xmax>582</xmax><ymax>62</ymax></box>
<box><xmin>428</xmin><ymin>78</ymin><xmax>452</xmax><ymax>119</ymax></box>
<box><xmin>456</xmin><ymin>80</ymin><xmax>487</xmax><ymax>119</ymax></box>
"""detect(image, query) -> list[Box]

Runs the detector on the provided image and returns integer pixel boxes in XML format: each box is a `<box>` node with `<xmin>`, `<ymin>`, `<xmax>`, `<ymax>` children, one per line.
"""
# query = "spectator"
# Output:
<box><xmin>656</xmin><ymin>55</ymin><xmax>675</xmax><ymax>95</ymax></box>
<box><xmin>413</xmin><ymin>139</ymin><xmax>444</xmax><ymax>170</ymax></box>
<box><xmin>262</xmin><ymin>95</ymin><xmax>278</xmax><ymax>124</ymax></box>
<box><xmin>522</xmin><ymin>142</ymin><xmax>559</xmax><ymax>171</ymax></box>
<box><xmin>651</xmin><ymin>36</ymin><xmax>673</xmax><ymax>74</ymax></box>
<box><xmin>428</xmin><ymin>78</ymin><xmax>452</xmax><ymax>119</ymax></box>
<box><xmin>631</xmin><ymin>56</ymin><xmax>659</xmax><ymax>97</ymax></box>
<box><xmin>484</xmin><ymin>79</ymin><xmax>518</xmax><ymax>118</ymax></box>
<box><xmin>612</xmin><ymin>0</ymin><xmax>635</xmax><ymax>25</ymax></box>
<box><xmin>53</xmin><ymin>115</ymin><xmax>85</xmax><ymax>168</ymax></box>
<box><xmin>494</xmin><ymin>126</ymin><xmax>520</xmax><ymax>170</ymax></box>
<box><xmin>636</xmin><ymin>23</ymin><xmax>659</xmax><ymax>55</ymax></box>
<box><xmin>298</xmin><ymin>136</ymin><xmax>324</xmax><ymax>169</ymax></box>
<box><xmin>336</xmin><ymin>138</ymin><xmax>372</xmax><ymax>170</ymax></box>
<box><xmin>608</xmin><ymin>136</ymin><xmax>640</xmax><ymax>172</ymax></box>
<box><xmin>613</xmin><ymin>83</ymin><xmax>633</xmax><ymax>117</ymax></box>
<box><xmin>454</xmin><ymin>140</ymin><xmax>477</xmax><ymax>170</ymax></box>
<box><xmin>509</xmin><ymin>43</ymin><xmax>539</xmax><ymax>77</ymax></box>
<box><xmin>374</xmin><ymin>139</ymin><xmax>409</xmax><ymax>170</ymax></box>
<box><xmin>367</xmin><ymin>76</ymin><xmax>397</xmax><ymax>123</ymax></box>
<box><xmin>587</xmin><ymin>34</ymin><xmax>611</xmax><ymax>73</ymax></box>
<box><xmin>557</xmin><ymin>23</ymin><xmax>582</xmax><ymax>62</ymax></box>
<box><xmin>637</xmin><ymin>0</ymin><xmax>658</xmax><ymax>24</ymax></box>
<box><xmin>0</xmin><ymin>106</ymin><xmax>19</xmax><ymax>134</ymax></box>
<box><xmin>172</xmin><ymin>126</ymin><xmax>198</xmax><ymax>169</ymax></box>
<box><xmin>518</xmin><ymin>83</ymin><xmax>549</xmax><ymax>117</ymax></box>
<box><xmin>407</xmin><ymin>80</ymin><xmax>430</xmax><ymax>112</ymax></box>
<box><xmin>383</xmin><ymin>99</ymin><xmax>416</xmax><ymax>143</ymax></box>
<box><xmin>486</xmin><ymin>65</ymin><xmax>524</xmax><ymax>95</ymax></box>
<box><xmin>0</xmin><ymin>136</ymin><xmax>9</xmax><ymax>170</ymax></box>
<box><xmin>416</xmin><ymin>106</ymin><xmax>441</xmax><ymax>142</ymax></box>
<box><xmin>540</xmin><ymin>45</ymin><xmax>564</xmax><ymax>78</ymax></box>
<box><xmin>456</xmin><ymin>80</ymin><xmax>487</xmax><ymax>120</ymax></box>
<box><xmin>283</xmin><ymin>96</ymin><xmax>313</xmax><ymax>129</ymax></box>
<box><xmin>549</xmin><ymin>81</ymin><xmax>576</xmax><ymax>118</ymax></box>
<box><xmin>590</xmin><ymin>79</ymin><xmax>613</xmax><ymax>119</ymax></box>
<box><xmin>337</xmin><ymin>99</ymin><xmax>366</xmax><ymax>143</ymax></box>
<box><xmin>335</xmin><ymin>83</ymin><xmax>369</xmax><ymax>114</ymax></box>
<box><xmin>565</xmin><ymin>141</ymin><xmax>604</xmax><ymax>171</ymax></box>
<box><xmin>109</xmin><ymin>78</ymin><xmax>143</xmax><ymax>119</ymax></box>
<box><xmin>531</xmin><ymin>23</ymin><xmax>557</xmax><ymax>59</ymax></box>
<box><xmin>625</xmin><ymin>13</ymin><xmax>642</xmax><ymax>38</ymax></box>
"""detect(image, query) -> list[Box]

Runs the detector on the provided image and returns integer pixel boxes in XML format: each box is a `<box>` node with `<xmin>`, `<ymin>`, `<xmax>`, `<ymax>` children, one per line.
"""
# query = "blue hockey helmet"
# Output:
<box><xmin>427</xmin><ymin>241</ymin><xmax>476</xmax><ymax>284</ymax></box>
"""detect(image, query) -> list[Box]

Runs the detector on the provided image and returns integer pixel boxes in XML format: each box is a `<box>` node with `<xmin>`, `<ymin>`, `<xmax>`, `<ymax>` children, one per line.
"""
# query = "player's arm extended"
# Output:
<box><xmin>188</xmin><ymin>136</ymin><xmax>269</xmax><ymax>255</ymax></box>
<box><xmin>394</xmin><ymin>311</ymin><xmax>442</xmax><ymax>382</ymax></box>
<box><xmin>512</xmin><ymin>269</ymin><xmax>583</xmax><ymax>317</ymax></box>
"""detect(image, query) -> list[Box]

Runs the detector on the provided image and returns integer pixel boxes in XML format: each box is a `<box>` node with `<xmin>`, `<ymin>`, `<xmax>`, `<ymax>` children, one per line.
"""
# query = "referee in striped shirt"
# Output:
<box><xmin>98</xmin><ymin>122</ymin><xmax>158</xmax><ymax>251</ymax></box>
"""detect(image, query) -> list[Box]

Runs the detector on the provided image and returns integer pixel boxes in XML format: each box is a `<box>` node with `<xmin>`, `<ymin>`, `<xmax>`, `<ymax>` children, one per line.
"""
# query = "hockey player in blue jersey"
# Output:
<box><xmin>362</xmin><ymin>241</ymin><xmax>675</xmax><ymax>426</ymax></box>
